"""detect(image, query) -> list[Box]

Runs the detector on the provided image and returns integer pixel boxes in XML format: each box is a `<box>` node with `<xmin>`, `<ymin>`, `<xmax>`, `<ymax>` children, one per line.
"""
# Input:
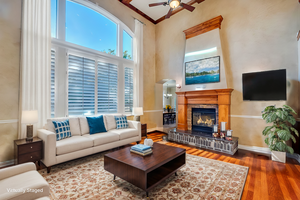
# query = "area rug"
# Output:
<box><xmin>39</xmin><ymin>151</ymin><xmax>248</xmax><ymax>200</ymax></box>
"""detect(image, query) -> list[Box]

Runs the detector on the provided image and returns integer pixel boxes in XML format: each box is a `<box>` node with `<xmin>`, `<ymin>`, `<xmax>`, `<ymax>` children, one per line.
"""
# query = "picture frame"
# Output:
<box><xmin>185</xmin><ymin>56</ymin><xmax>220</xmax><ymax>85</ymax></box>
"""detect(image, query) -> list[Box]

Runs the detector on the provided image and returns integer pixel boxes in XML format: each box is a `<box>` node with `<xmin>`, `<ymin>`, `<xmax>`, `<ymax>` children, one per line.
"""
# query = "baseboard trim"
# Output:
<box><xmin>287</xmin><ymin>153</ymin><xmax>300</xmax><ymax>163</ymax></box>
<box><xmin>0</xmin><ymin>159</ymin><xmax>14</xmax><ymax>168</ymax></box>
<box><xmin>238</xmin><ymin>144</ymin><xmax>271</xmax><ymax>154</ymax></box>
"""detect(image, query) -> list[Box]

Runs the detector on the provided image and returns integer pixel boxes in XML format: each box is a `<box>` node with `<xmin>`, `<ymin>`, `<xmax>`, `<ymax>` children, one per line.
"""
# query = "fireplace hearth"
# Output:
<box><xmin>192</xmin><ymin>108</ymin><xmax>216</xmax><ymax>133</ymax></box>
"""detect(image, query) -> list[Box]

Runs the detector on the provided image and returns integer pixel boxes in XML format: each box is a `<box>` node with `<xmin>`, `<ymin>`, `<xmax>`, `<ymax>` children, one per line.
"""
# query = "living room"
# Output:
<box><xmin>0</xmin><ymin>0</ymin><xmax>300</xmax><ymax>199</ymax></box>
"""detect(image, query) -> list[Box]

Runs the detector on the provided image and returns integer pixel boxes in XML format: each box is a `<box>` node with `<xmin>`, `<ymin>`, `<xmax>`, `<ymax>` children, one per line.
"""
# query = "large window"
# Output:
<box><xmin>51</xmin><ymin>0</ymin><xmax>57</xmax><ymax>38</ymax></box>
<box><xmin>51</xmin><ymin>50</ymin><xmax>56</xmax><ymax>117</ymax></box>
<box><xmin>66</xmin><ymin>0</ymin><xmax>117</xmax><ymax>54</ymax></box>
<box><xmin>123</xmin><ymin>31</ymin><xmax>133</xmax><ymax>60</ymax></box>
<box><xmin>68</xmin><ymin>55</ymin><xmax>95</xmax><ymax>116</ymax></box>
<box><xmin>50</xmin><ymin>0</ymin><xmax>135</xmax><ymax>117</ymax></box>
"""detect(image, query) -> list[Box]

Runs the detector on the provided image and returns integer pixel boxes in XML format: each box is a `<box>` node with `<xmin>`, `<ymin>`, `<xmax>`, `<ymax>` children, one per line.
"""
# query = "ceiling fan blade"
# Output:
<box><xmin>149</xmin><ymin>2</ymin><xmax>167</xmax><ymax>7</ymax></box>
<box><xmin>195</xmin><ymin>0</ymin><xmax>205</xmax><ymax>3</ymax></box>
<box><xmin>180</xmin><ymin>3</ymin><xmax>195</xmax><ymax>12</ymax></box>
<box><xmin>165</xmin><ymin>8</ymin><xmax>173</xmax><ymax>19</ymax></box>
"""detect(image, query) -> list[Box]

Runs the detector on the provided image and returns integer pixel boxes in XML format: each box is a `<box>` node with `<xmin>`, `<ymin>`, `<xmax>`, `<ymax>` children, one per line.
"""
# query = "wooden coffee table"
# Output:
<box><xmin>104</xmin><ymin>143</ymin><xmax>186</xmax><ymax>198</ymax></box>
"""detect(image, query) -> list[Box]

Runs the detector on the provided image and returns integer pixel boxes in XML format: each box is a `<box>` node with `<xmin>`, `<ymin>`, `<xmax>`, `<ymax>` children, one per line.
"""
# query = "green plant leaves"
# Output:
<box><xmin>262</xmin><ymin>126</ymin><xmax>273</xmax><ymax>136</ymax></box>
<box><xmin>277</xmin><ymin>130</ymin><xmax>291</xmax><ymax>141</ymax></box>
<box><xmin>262</xmin><ymin>105</ymin><xmax>299</xmax><ymax>153</ymax></box>
<box><xmin>275</xmin><ymin>142</ymin><xmax>287</xmax><ymax>152</ymax></box>
<box><xmin>290</xmin><ymin>127</ymin><xmax>299</xmax><ymax>137</ymax></box>
<box><xmin>286</xmin><ymin>146</ymin><xmax>294</xmax><ymax>154</ymax></box>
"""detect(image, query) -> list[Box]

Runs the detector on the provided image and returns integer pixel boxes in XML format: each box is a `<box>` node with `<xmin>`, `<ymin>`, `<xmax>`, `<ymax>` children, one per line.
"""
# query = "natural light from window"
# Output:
<box><xmin>66</xmin><ymin>0</ymin><xmax>117</xmax><ymax>54</ymax></box>
<box><xmin>123</xmin><ymin>31</ymin><xmax>133</xmax><ymax>60</ymax></box>
<box><xmin>51</xmin><ymin>0</ymin><xmax>57</xmax><ymax>38</ymax></box>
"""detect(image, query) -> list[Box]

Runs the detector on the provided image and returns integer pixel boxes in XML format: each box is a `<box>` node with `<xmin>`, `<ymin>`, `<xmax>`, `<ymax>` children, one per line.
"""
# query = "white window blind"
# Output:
<box><xmin>68</xmin><ymin>55</ymin><xmax>95</xmax><ymax>116</ymax></box>
<box><xmin>125</xmin><ymin>67</ymin><xmax>133</xmax><ymax>112</ymax></box>
<box><xmin>51</xmin><ymin>50</ymin><xmax>56</xmax><ymax>117</ymax></box>
<box><xmin>97</xmin><ymin>63</ymin><xmax>118</xmax><ymax>113</ymax></box>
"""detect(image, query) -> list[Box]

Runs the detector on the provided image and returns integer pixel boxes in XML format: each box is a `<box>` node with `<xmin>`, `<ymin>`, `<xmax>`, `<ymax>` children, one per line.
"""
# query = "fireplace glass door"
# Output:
<box><xmin>192</xmin><ymin>108</ymin><xmax>216</xmax><ymax>133</ymax></box>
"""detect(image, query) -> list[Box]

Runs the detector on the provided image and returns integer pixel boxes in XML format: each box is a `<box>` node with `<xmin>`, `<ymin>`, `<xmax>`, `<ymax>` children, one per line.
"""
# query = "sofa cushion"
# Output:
<box><xmin>86</xmin><ymin>115</ymin><xmax>107</xmax><ymax>134</ymax></box>
<box><xmin>53</xmin><ymin>120</ymin><xmax>72</xmax><ymax>141</ymax></box>
<box><xmin>110</xmin><ymin>128</ymin><xmax>139</xmax><ymax>140</ymax></box>
<box><xmin>79</xmin><ymin>117</ymin><xmax>89</xmax><ymax>135</ymax></box>
<box><xmin>0</xmin><ymin>171</ymin><xmax>49</xmax><ymax>200</ymax></box>
<box><xmin>47</xmin><ymin>117</ymin><xmax>81</xmax><ymax>136</ymax></box>
<box><xmin>56</xmin><ymin>136</ymin><xmax>93</xmax><ymax>155</ymax></box>
<box><xmin>104</xmin><ymin>115</ymin><xmax>117</xmax><ymax>131</ymax></box>
<box><xmin>83</xmin><ymin>132</ymin><xmax>119</xmax><ymax>146</ymax></box>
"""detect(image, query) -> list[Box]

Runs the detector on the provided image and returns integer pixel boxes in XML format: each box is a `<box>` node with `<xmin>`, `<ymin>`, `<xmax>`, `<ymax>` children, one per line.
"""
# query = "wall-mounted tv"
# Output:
<box><xmin>242</xmin><ymin>69</ymin><xmax>287</xmax><ymax>101</ymax></box>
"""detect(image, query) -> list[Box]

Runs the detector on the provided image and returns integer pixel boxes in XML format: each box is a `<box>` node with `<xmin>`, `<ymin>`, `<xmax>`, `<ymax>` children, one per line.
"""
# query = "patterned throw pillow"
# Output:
<box><xmin>114</xmin><ymin>116</ymin><xmax>128</xmax><ymax>129</ymax></box>
<box><xmin>52</xmin><ymin>120</ymin><xmax>72</xmax><ymax>141</ymax></box>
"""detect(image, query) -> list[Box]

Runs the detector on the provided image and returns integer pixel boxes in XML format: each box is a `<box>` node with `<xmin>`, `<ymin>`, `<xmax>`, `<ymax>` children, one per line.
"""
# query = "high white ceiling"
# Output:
<box><xmin>131</xmin><ymin>0</ymin><xmax>190</xmax><ymax>21</ymax></box>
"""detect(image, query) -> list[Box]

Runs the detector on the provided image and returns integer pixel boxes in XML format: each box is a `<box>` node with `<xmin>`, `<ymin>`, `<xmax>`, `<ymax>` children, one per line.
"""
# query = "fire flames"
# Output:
<box><xmin>197</xmin><ymin>117</ymin><xmax>213</xmax><ymax>126</ymax></box>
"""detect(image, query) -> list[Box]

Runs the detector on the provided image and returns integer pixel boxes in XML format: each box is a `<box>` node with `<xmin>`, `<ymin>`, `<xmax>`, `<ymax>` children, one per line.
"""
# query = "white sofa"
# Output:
<box><xmin>38</xmin><ymin>115</ymin><xmax>141</xmax><ymax>173</ymax></box>
<box><xmin>0</xmin><ymin>163</ymin><xmax>50</xmax><ymax>200</ymax></box>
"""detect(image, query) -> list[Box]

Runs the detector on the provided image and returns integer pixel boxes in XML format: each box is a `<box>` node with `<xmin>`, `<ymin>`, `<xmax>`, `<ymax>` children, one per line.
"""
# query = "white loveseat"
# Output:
<box><xmin>38</xmin><ymin>115</ymin><xmax>141</xmax><ymax>173</ymax></box>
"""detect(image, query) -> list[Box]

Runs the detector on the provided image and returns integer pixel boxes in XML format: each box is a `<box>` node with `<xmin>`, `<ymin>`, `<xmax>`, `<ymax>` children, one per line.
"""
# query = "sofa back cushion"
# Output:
<box><xmin>86</xmin><ymin>115</ymin><xmax>107</xmax><ymax>134</ymax></box>
<box><xmin>79</xmin><ymin>117</ymin><xmax>89</xmax><ymax>135</ymax></box>
<box><xmin>47</xmin><ymin>117</ymin><xmax>81</xmax><ymax>136</ymax></box>
<box><xmin>103</xmin><ymin>114</ymin><xmax>122</xmax><ymax>131</ymax></box>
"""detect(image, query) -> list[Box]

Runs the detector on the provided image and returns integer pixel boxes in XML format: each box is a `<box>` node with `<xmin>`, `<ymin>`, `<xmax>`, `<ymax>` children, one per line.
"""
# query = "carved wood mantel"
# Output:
<box><xmin>176</xmin><ymin>89</ymin><xmax>233</xmax><ymax>131</ymax></box>
<box><xmin>183</xmin><ymin>15</ymin><xmax>223</xmax><ymax>39</ymax></box>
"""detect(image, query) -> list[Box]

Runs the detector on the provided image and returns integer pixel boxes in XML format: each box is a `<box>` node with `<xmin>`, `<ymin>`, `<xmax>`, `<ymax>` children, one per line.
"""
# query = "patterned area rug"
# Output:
<box><xmin>39</xmin><ymin>150</ymin><xmax>248</xmax><ymax>200</ymax></box>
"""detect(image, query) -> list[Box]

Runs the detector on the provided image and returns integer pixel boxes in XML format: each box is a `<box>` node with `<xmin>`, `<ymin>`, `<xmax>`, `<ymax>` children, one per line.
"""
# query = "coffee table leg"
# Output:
<box><xmin>175</xmin><ymin>172</ymin><xmax>178</xmax><ymax>176</ymax></box>
<box><xmin>113</xmin><ymin>175</ymin><xmax>116</xmax><ymax>181</ymax></box>
<box><xmin>146</xmin><ymin>192</ymin><xmax>149</xmax><ymax>198</ymax></box>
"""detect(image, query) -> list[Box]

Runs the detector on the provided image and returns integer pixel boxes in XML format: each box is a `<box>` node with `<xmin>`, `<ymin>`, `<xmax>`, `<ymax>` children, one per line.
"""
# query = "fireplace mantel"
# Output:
<box><xmin>176</xmin><ymin>89</ymin><xmax>233</xmax><ymax>131</ymax></box>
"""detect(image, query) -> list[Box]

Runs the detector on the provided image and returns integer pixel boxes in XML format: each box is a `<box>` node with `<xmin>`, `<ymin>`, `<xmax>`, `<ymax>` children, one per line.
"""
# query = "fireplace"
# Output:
<box><xmin>192</xmin><ymin>108</ymin><xmax>216</xmax><ymax>133</ymax></box>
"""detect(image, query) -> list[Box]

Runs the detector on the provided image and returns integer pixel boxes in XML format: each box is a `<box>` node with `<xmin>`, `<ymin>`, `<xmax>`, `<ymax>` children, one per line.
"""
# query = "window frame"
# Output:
<box><xmin>51</xmin><ymin>0</ymin><xmax>135</xmax><ymax>117</ymax></box>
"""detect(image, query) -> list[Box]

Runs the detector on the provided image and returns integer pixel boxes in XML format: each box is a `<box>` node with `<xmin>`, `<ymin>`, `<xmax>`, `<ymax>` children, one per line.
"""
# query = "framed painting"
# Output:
<box><xmin>185</xmin><ymin>56</ymin><xmax>220</xmax><ymax>85</ymax></box>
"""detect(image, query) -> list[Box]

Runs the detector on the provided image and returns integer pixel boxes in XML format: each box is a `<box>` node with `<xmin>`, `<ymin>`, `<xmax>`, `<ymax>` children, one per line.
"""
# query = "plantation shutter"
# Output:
<box><xmin>51</xmin><ymin>50</ymin><xmax>55</xmax><ymax>118</ymax></box>
<box><xmin>97</xmin><ymin>63</ymin><xmax>118</xmax><ymax>113</ymax></box>
<box><xmin>124</xmin><ymin>67</ymin><xmax>134</xmax><ymax>112</ymax></box>
<box><xmin>68</xmin><ymin>55</ymin><xmax>95</xmax><ymax>116</ymax></box>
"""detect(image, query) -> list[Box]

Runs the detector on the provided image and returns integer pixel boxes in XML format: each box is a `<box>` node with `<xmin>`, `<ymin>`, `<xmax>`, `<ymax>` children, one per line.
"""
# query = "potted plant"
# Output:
<box><xmin>262</xmin><ymin>105</ymin><xmax>299</xmax><ymax>163</ymax></box>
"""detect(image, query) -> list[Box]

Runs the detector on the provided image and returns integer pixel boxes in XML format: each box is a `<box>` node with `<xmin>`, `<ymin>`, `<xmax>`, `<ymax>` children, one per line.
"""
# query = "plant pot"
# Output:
<box><xmin>271</xmin><ymin>151</ymin><xmax>286</xmax><ymax>163</ymax></box>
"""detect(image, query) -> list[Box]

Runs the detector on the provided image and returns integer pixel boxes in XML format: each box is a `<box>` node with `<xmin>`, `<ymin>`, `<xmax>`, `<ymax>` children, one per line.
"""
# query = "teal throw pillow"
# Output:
<box><xmin>86</xmin><ymin>115</ymin><xmax>107</xmax><ymax>134</ymax></box>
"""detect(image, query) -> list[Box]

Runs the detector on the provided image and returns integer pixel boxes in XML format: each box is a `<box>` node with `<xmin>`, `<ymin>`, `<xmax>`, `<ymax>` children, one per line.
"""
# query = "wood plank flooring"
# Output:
<box><xmin>143</xmin><ymin>132</ymin><xmax>300</xmax><ymax>200</ymax></box>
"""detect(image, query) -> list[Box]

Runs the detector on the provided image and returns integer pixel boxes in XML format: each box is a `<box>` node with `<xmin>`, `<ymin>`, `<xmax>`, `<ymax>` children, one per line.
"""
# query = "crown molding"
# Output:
<box><xmin>118</xmin><ymin>0</ymin><xmax>205</xmax><ymax>25</ymax></box>
<box><xmin>183</xmin><ymin>15</ymin><xmax>223</xmax><ymax>39</ymax></box>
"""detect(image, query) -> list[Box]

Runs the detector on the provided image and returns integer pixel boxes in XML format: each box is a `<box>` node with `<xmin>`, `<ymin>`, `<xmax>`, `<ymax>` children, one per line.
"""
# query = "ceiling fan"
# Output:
<box><xmin>149</xmin><ymin>0</ymin><xmax>202</xmax><ymax>19</ymax></box>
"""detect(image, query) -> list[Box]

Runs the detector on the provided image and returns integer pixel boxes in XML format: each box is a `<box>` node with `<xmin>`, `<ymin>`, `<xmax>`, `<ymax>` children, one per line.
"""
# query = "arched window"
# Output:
<box><xmin>50</xmin><ymin>0</ymin><xmax>134</xmax><ymax>117</ymax></box>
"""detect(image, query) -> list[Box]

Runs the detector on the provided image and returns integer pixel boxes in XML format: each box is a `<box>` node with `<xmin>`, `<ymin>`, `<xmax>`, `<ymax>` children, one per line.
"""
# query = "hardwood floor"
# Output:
<box><xmin>143</xmin><ymin>132</ymin><xmax>300</xmax><ymax>200</ymax></box>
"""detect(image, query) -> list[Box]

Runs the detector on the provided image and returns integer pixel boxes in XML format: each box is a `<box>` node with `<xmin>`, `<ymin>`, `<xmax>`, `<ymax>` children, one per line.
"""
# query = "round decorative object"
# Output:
<box><xmin>220</xmin><ymin>132</ymin><xmax>226</xmax><ymax>139</ymax></box>
<box><xmin>212</xmin><ymin>133</ymin><xmax>220</xmax><ymax>138</ymax></box>
<box><xmin>144</xmin><ymin>138</ymin><xmax>154</xmax><ymax>147</ymax></box>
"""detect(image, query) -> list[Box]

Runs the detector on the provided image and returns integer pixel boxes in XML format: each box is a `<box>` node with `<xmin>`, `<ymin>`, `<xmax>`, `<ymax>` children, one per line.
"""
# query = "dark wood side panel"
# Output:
<box><xmin>104</xmin><ymin>156</ymin><xmax>147</xmax><ymax>190</ymax></box>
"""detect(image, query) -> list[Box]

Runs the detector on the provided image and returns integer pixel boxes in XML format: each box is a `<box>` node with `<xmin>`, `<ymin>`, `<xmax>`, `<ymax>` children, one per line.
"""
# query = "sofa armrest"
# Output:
<box><xmin>38</xmin><ymin>129</ymin><xmax>56</xmax><ymax>167</ymax></box>
<box><xmin>128</xmin><ymin>120</ymin><xmax>141</xmax><ymax>140</ymax></box>
<box><xmin>0</xmin><ymin>162</ymin><xmax>36</xmax><ymax>180</ymax></box>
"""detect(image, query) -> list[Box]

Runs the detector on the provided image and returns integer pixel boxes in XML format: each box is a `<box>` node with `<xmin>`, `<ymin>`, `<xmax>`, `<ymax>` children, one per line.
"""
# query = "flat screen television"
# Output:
<box><xmin>242</xmin><ymin>69</ymin><xmax>287</xmax><ymax>101</ymax></box>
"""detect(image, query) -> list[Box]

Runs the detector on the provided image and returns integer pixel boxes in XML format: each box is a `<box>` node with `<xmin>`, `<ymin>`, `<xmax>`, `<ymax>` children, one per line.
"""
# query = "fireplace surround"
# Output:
<box><xmin>176</xmin><ymin>89</ymin><xmax>233</xmax><ymax>131</ymax></box>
